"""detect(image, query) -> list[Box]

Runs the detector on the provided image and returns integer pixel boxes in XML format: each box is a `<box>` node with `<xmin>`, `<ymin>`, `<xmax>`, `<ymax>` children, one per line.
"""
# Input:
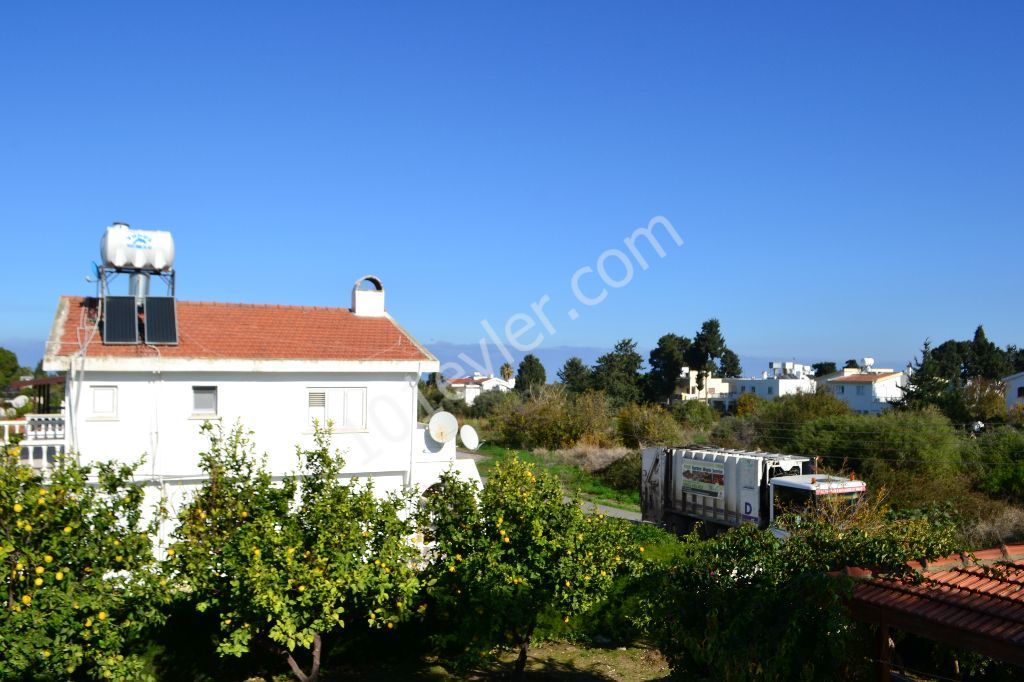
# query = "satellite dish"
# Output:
<box><xmin>459</xmin><ymin>424</ymin><xmax>480</xmax><ymax>451</ymax></box>
<box><xmin>427</xmin><ymin>411</ymin><xmax>458</xmax><ymax>444</ymax></box>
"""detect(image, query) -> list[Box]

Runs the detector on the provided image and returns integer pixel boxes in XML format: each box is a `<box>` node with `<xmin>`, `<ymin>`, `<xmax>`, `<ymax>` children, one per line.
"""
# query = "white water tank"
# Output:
<box><xmin>100</xmin><ymin>223</ymin><xmax>175</xmax><ymax>271</ymax></box>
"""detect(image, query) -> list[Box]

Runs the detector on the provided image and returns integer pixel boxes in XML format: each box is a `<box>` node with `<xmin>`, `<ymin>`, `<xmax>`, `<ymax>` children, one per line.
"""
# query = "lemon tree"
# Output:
<box><xmin>170</xmin><ymin>423</ymin><xmax>421</xmax><ymax>682</ymax></box>
<box><xmin>0</xmin><ymin>446</ymin><xmax>166</xmax><ymax>681</ymax></box>
<box><xmin>420</xmin><ymin>456</ymin><xmax>642</xmax><ymax>679</ymax></box>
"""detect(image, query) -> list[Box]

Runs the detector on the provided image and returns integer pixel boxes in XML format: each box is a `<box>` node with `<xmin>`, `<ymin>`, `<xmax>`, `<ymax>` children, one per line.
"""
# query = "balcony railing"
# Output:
<box><xmin>0</xmin><ymin>413</ymin><xmax>68</xmax><ymax>471</ymax></box>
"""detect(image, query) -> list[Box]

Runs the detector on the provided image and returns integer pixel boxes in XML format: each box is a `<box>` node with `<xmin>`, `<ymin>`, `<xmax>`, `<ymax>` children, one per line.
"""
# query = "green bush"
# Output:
<box><xmin>669</xmin><ymin>400</ymin><xmax>718</xmax><ymax>430</ymax></box>
<box><xmin>793</xmin><ymin>407</ymin><xmax>961</xmax><ymax>477</ymax></box>
<box><xmin>644</xmin><ymin>506</ymin><xmax>963</xmax><ymax>680</ymax></box>
<box><xmin>616</xmin><ymin>403</ymin><xmax>680</xmax><ymax>448</ymax></box>
<box><xmin>492</xmin><ymin>386</ymin><xmax>614</xmax><ymax>450</ymax></box>
<box><xmin>709</xmin><ymin>415</ymin><xmax>759</xmax><ymax>450</ymax></box>
<box><xmin>596</xmin><ymin>451</ymin><xmax>641</xmax><ymax>493</ymax></box>
<box><xmin>754</xmin><ymin>389</ymin><xmax>850</xmax><ymax>451</ymax></box>
<box><xmin>968</xmin><ymin>426</ymin><xmax>1024</xmax><ymax>502</ymax></box>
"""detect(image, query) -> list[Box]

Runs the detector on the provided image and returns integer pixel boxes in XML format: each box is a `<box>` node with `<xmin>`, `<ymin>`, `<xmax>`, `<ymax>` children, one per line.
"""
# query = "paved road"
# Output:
<box><xmin>456</xmin><ymin>449</ymin><xmax>642</xmax><ymax>523</ymax></box>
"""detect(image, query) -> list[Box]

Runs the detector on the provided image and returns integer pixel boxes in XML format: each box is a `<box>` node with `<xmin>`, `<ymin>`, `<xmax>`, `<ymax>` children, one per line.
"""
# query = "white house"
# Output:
<box><xmin>446</xmin><ymin>373</ymin><xmax>515</xmax><ymax>405</ymax></box>
<box><xmin>1005</xmin><ymin>371</ymin><xmax>1024</xmax><ymax>413</ymax></box>
<box><xmin>31</xmin><ymin>226</ymin><xmax>478</xmax><ymax>539</ymax></box>
<box><xmin>725</xmin><ymin>361</ymin><xmax>818</xmax><ymax>405</ymax></box>
<box><xmin>826</xmin><ymin>371</ymin><xmax>907</xmax><ymax>414</ymax></box>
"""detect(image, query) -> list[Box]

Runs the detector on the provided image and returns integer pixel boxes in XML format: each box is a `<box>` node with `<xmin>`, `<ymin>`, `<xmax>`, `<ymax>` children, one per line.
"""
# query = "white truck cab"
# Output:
<box><xmin>769</xmin><ymin>474</ymin><xmax>868</xmax><ymax>523</ymax></box>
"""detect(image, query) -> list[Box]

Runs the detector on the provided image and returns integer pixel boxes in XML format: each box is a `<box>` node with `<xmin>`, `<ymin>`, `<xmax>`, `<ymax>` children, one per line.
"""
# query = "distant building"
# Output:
<box><xmin>823</xmin><ymin>359</ymin><xmax>907</xmax><ymax>414</ymax></box>
<box><xmin>727</xmin><ymin>361</ymin><xmax>818</xmax><ymax>404</ymax></box>
<box><xmin>446</xmin><ymin>373</ymin><xmax>515</xmax><ymax>405</ymax></box>
<box><xmin>1004</xmin><ymin>371</ymin><xmax>1024</xmax><ymax>413</ymax></box>
<box><xmin>675</xmin><ymin>367</ymin><xmax>731</xmax><ymax>403</ymax></box>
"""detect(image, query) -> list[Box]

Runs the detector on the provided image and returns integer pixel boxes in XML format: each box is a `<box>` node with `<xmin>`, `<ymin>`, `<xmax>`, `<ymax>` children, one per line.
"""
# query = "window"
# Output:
<box><xmin>1018</xmin><ymin>386</ymin><xmax>1024</xmax><ymax>399</ymax></box>
<box><xmin>308</xmin><ymin>388</ymin><xmax>367</xmax><ymax>431</ymax></box>
<box><xmin>767</xmin><ymin>387</ymin><xmax>773</xmax><ymax>395</ymax></box>
<box><xmin>91</xmin><ymin>386</ymin><xmax>117</xmax><ymax>418</ymax></box>
<box><xmin>856</xmin><ymin>385</ymin><xmax>866</xmax><ymax>396</ymax></box>
<box><xmin>838</xmin><ymin>386</ymin><xmax>846</xmax><ymax>395</ymax></box>
<box><xmin>192</xmin><ymin>387</ymin><xmax>218</xmax><ymax>416</ymax></box>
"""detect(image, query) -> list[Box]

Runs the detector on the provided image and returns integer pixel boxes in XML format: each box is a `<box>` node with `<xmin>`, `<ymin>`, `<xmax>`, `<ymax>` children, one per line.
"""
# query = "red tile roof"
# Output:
<box><xmin>830</xmin><ymin>372</ymin><xmax>901</xmax><ymax>384</ymax></box>
<box><xmin>850</xmin><ymin>545</ymin><xmax>1024</xmax><ymax>665</ymax></box>
<box><xmin>48</xmin><ymin>296</ymin><xmax>433</xmax><ymax>363</ymax></box>
<box><xmin>448</xmin><ymin>376</ymin><xmax>498</xmax><ymax>385</ymax></box>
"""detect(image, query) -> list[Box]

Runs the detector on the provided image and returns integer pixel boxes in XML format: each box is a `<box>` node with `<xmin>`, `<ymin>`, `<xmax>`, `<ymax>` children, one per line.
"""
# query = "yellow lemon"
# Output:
<box><xmin>55</xmin><ymin>571</ymin><xmax>64</xmax><ymax>581</ymax></box>
<box><xmin>35</xmin><ymin>566</ymin><xmax>44</xmax><ymax>575</ymax></box>
<box><xmin>42</xmin><ymin>650</ymin><xmax>51</xmax><ymax>658</ymax></box>
<box><xmin>34</xmin><ymin>577</ymin><xmax>43</xmax><ymax>586</ymax></box>
<box><xmin>387</xmin><ymin>622</ymin><xmax>394</xmax><ymax>630</ymax></box>
<box><xmin>297</xmin><ymin>585</ymin><xmax>305</xmax><ymax>592</ymax></box>
<box><xmin>85</xmin><ymin>617</ymin><xmax>93</xmax><ymax>627</ymax></box>
<box><xmin>165</xmin><ymin>548</ymin><xmax>175</xmax><ymax>556</ymax></box>
<box><xmin>21</xmin><ymin>595</ymin><xmax>31</xmax><ymax>605</ymax></box>
<box><xmin>98</xmin><ymin>611</ymin><xmax>107</xmax><ymax>621</ymax></box>
<box><xmin>503</xmin><ymin>536</ymin><xmax>510</xmax><ymax>543</ymax></box>
<box><xmin>63</xmin><ymin>526</ymin><xmax>72</xmax><ymax>534</ymax></box>
<box><xmin>44</xmin><ymin>555</ymin><xmax>53</xmax><ymax>564</ymax></box>
<box><xmin>12</xmin><ymin>503</ymin><xmax>22</xmax><ymax>513</ymax></box>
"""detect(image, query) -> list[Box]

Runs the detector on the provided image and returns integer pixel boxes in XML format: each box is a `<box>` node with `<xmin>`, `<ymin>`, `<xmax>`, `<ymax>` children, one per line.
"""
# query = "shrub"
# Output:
<box><xmin>596</xmin><ymin>451</ymin><xmax>641</xmax><ymax>493</ymax></box>
<box><xmin>616</xmin><ymin>404</ymin><xmax>680</xmax><ymax>448</ymax></box>
<box><xmin>169</xmin><ymin>423</ymin><xmax>421</xmax><ymax>682</ymax></box>
<box><xmin>754</xmin><ymin>389</ymin><xmax>850</xmax><ymax>451</ymax></box>
<box><xmin>669</xmin><ymin>400</ymin><xmax>718</xmax><ymax>430</ymax></box>
<box><xmin>709</xmin><ymin>415</ymin><xmax>759</xmax><ymax>450</ymax></box>
<box><xmin>968</xmin><ymin>426</ymin><xmax>1024</xmax><ymax>502</ymax></box>
<box><xmin>492</xmin><ymin>386</ymin><xmax>613</xmax><ymax>450</ymax></box>
<box><xmin>794</xmin><ymin>407</ymin><xmax>961</xmax><ymax>477</ymax></box>
<box><xmin>419</xmin><ymin>457</ymin><xmax>642</xmax><ymax>678</ymax></box>
<box><xmin>469</xmin><ymin>388</ymin><xmax>515</xmax><ymax>418</ymax></box>
<box><xmin>644</xmin><ymin>504</ymin><xmax>962</xmax><ymax>680</ymax></box>
<box><xmin>0</xmin><ymin>448</ymin><xmax>167</xmax><ymax>681</ymax></box>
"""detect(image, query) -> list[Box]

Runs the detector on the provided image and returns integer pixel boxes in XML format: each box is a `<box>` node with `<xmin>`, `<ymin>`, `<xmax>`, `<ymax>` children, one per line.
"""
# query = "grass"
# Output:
<box><xmin>474</xmin><ymin>444</ymin><xmax>641</xmax><ymax>511</ymax></box>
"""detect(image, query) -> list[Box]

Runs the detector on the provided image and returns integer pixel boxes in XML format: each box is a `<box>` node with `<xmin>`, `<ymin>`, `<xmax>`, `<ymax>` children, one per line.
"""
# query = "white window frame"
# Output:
<box><xmin>191</xmin><ymin>386</ymin><xmax>218</xmax><ymax>418</ymax></box>
<box><xmin>307</xmin><ymin>387</ymin><xmax>367</xmax><ymax>433</ymax></box>
<box><xmin>89</xmin><ymin>385</ymin><xmax>118</xmax><ymax>420</ymax></box>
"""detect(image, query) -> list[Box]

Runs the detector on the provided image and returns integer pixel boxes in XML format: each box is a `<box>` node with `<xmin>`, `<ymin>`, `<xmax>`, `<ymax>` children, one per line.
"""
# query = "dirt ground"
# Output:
<box><xmin>257</xmin><ymin>641</ymin><xmax>671</xmax><ymax>681</ymax></box>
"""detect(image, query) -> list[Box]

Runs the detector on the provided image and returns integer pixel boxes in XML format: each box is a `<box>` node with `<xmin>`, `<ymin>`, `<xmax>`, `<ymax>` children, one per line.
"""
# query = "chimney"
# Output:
<box><xmin>351</xmin><ymin>276</ymin><xmax>386</xmax><ymax>317</ymax></box>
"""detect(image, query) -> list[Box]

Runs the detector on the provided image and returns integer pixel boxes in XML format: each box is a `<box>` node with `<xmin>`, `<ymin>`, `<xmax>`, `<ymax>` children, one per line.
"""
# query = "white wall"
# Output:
<box><xmin>830</xmin><ymin>375</ymin><xmax>906</xmax><ymax>414</ymax></box>
<box><xmin>68</xmin><ymin>370</ymin><xmax>422</xmax><ymax>484</ymax></box>
<box><xmin>1007</xmin><ymin>375</ymin><xmax>1024</xmax><ymax>413</ymax></box>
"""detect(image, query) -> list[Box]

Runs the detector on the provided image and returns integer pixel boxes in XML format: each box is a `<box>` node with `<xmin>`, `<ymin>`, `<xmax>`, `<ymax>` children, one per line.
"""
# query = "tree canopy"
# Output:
<box><xmin>592</xmin><ymin>339</ymin><xmax>644</xmax><ymax>407</ymax></box>
<box><xmin>514</xmin><ymin>354</ymin><xmax>547</xmax><ymax>395</ymax></box>
<box><xmin>556</xmin><ymin>357</ymin><xmax>592</xmax><ymax>395</ymax></box>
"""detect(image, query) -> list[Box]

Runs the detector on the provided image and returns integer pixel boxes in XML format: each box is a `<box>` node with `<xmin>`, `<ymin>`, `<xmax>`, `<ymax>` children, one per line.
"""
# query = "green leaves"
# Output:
<box><xmin>0</xmin><ymin>447</ymin><xmax>166</xmax><ymax>681</ymax></box>
<box><xmin>420</xmin><ymin>456</ymin><xmax>643</xmax><ymax>673</ymax></box>
<box><xmin>170</xmin><ymin>422</ymin><xmax>422</xmax><ymax>681</ymax></box>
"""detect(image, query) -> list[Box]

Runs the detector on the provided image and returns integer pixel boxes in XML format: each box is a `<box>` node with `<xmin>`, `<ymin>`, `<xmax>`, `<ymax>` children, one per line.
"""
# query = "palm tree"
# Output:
<box><xmin>500</xmin><ymin>362</ymin><xmax>513</xmax><ymax>381</ymax></box>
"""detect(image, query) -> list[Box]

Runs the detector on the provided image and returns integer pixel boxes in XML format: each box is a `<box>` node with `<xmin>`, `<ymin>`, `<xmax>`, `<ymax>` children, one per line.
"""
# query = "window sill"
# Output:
<box><xmin>86</xmin><ymin>416</ymin><xmax>119</xmax><ymax>422</ymax></box>
<box><xmin>189</xmin><ymin>414</ymin><xmax>221</xmax><ymax>421</ymax></box>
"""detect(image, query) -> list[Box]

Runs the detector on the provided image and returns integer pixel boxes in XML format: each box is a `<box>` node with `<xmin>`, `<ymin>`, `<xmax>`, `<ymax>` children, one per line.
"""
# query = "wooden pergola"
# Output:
<box><xmin>849</xmin><ymin>545</ymin><xmax>1024</xmax><ymax>680</ymax></box>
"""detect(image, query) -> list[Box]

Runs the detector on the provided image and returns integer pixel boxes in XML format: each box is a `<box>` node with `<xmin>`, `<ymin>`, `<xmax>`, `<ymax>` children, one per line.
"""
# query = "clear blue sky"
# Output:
<box><xmin>2</xmin><ymin>2</ymin><xmax>1022</xmax><ymax>373</ymax></box>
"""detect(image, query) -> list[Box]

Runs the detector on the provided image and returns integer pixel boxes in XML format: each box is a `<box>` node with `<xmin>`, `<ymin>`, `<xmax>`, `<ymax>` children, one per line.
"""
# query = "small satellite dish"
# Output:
<box><xmin>427</xmin><ymin>411</ymin><xmax>458</xmax><ymax>444</ymax></box>
<box><xmin>459</xmin><ymin>424</ymin><xmax>480</xmax><ymax>451</ymax></box>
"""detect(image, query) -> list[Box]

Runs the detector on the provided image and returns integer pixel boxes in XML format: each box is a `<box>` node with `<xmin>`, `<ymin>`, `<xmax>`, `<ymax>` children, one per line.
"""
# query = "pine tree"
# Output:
<box><xmin>514</xmin><ymin>355</ymin><xmax>547</xmax><ymax>395</ymax></box>
<box><xmin>557</xmin><ymin>357</ymin><xmax>592</xmax><ymax>395</ymax></box>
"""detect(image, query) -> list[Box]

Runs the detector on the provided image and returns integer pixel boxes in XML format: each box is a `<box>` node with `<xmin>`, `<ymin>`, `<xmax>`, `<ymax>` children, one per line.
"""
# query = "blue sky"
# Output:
<box><xmin>2</xmin><ymin>2</ymin><xmax>1022</xmax><ymax>374</ymax></box>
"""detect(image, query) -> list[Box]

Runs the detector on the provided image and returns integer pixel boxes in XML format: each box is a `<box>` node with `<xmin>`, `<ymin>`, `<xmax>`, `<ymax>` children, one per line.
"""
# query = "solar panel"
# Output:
<box><xmin>144</xmin><ymin>296</ymin><xmax>178</xmax><ymax>345</ymax></box>
<box><xmin>102</xmin><ymin>296</ymin><xmax>140</xmax><ymax>344</ymax></box>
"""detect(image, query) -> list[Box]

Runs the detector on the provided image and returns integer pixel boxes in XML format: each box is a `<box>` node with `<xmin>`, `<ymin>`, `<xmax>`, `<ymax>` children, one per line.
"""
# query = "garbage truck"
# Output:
<box><xmin>641</xmin><ymin>446</ymin><xmax>866</xmax><ymax>535</ymax></box>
